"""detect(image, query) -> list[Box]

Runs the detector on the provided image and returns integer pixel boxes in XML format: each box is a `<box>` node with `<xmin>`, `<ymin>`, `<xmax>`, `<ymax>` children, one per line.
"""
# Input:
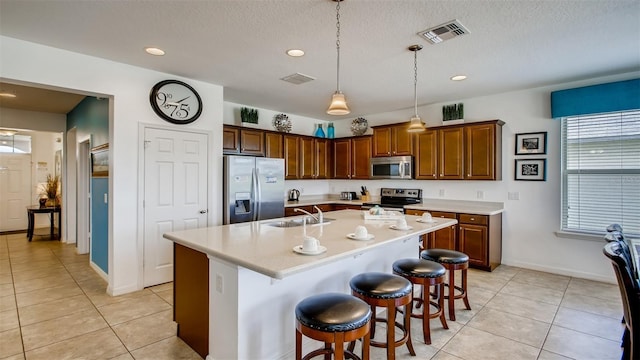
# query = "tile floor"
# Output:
<box><xmin>0</xmin><ymin>232</ymin><xmax>625</xmax><ymax>360</ymax></box>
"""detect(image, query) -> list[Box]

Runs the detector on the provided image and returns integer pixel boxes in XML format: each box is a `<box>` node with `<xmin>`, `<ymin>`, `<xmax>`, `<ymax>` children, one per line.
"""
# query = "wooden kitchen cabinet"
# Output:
<box><xmin>372</xmin><ymin>123</ymin><xmax>413</xmax><ymax>157</ymax></box>
<box><xmin>465</xmin><ymin>121</ymin><xmax>503</xmax><ymax>180</ymax></box>
<box><xmin>265</xmin><ymin>132</ymin><xmax>283</xmax><ymax>158</ymax></box>
<box><xmin>239</xmin><ymin>128</ymin><xmax>264</xmax><ymax>156</ymax></box>
<box><xmin>284</xmin><ymin>204</ymin><xmax>334</xmax><ymax>217</ymax></box>
<box><xmin>439</xmin><ymin>126</ymin><xmax>465</xmax><ymax>179</ymax></box>
<box><xmin>284</xmin><ymin>135</ymin><xmax>300</xmax><ymax>179</ymax></box>
<box><xmin>333</xmin><ymin>204</ymin><xmax>361</xmax><ymax>211</ymax></box>
<box><xmin>415</xmin><ymin>129</ymin><xmax>438</xmax><ymax>179</ymax></box>
<box><xmin>458</xmin><ymin>213</ymin><xmax>502</xmax><ymax>271</ymax></box>
<box><xmin>333</xmin><ymin>136</ymin><xmax>371</xmax><ymax>179</ymax></box>
<box><xmin>222</xmin><ymin>125</ymin><xmax>264</xmax><ymax>156</ymax></box>
<box><xmin>223</xmin><ymin>126</ymin><xmax>240</xmax><ymax>154</ymax></box>
<box><xmin>405</xmin><ymin>209</ymin><xmax>457</xmax><ymax>252</ymax></box>
<box><xmin>299</xmin><ymin>136</ymin><xmax>332</xmax><ymax>179</ymax></box>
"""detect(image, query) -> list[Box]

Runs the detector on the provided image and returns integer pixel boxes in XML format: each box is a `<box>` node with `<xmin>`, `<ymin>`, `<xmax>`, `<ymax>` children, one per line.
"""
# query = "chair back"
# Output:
<box><xmin>603</xmin><ymin>242</ymin><xmax>640</xmax><ymax>333</ymax></box>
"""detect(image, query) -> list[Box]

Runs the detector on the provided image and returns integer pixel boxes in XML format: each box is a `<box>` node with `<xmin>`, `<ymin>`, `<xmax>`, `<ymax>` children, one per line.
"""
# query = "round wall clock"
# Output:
<box><xmin>149</xmin><ymin>80</ymin><xmax>203</xmax><ymax>124</ymax></box>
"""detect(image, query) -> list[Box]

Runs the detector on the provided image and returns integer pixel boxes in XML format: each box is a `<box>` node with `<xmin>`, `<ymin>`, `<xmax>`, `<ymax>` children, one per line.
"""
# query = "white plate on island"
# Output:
<box><xmin>347</xmin><ymin>234</ymin><xmax>375</xmax><ymax>241</ymax></box>
<box><xmin>416</xmin><ymin>218</ymin><xmax>436</xmax><ymax>223</ymax></box>
<box><xmin>389</xmin><ymin>225</ymin><xmax>413</xmax><ymax>231</ymax></box>
<box><xmin>293</xmin><ymin>245</ymin><xmax>327</xmax><ymax>255</ymax></box>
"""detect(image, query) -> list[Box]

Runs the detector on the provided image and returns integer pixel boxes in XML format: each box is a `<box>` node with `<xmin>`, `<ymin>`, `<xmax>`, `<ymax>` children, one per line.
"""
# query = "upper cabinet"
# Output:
<box><xmin>465</xmin><ymin>122</ymin><xmax>503</xmax><ymax>180</ymax></box>
<box><xmin>222</xmin><ymin>125</ymin><xmax>265</xmax><ymax>156</ymax></box>
<box><xmin>265</xmin><ymin>132</ymin><xmax>283</xmax><ymax>158</ymax></box>
<box><xmin>414</xmin><ymin>120</ymin><xmax>504</xmax><ymax>180</ymax></box>
<box><xmin>284</xmin><ymin>134</ymin><xmax>332</xmax><ymax>180</ymax></box>
<box><xmin>333</xmin><ymin>136</ymin><xmax>371</xmax><ymax>179</ymax></box>
<box><xmin>372</xmin><ymin>123</ymin><xmax>413</xmax><ymax>157</ymax></box>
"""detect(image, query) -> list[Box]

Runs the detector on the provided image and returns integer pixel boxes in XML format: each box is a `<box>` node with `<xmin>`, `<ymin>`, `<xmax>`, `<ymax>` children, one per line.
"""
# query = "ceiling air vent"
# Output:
<box><xmin>418</xmin><ymin>19</ymin><xmax>470</xmax><ymax>45</ymax></box>
<box><xmin>280</xmin><ymin>73</ymin><xmax>316</xmax><ymax>85</ymax></box>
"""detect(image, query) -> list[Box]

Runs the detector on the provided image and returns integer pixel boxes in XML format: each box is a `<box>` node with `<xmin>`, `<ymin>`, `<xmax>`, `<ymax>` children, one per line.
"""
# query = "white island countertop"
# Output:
<box><xmin>163</xmin><ymin>209</ymin><xmax>457</xmax><ymax>279</ymax></box>
<box><xmin>405</xmin><ymin>199</ymin><xmax>504</xmax><ymax>215</ymax></box>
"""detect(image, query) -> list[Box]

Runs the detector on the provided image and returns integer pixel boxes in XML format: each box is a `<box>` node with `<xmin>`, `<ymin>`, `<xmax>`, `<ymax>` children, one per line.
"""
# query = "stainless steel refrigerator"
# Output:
<box><xmin>223</xmin><ymin>155</ymin><xmax>285</xmax><ymax>224</ymax></box>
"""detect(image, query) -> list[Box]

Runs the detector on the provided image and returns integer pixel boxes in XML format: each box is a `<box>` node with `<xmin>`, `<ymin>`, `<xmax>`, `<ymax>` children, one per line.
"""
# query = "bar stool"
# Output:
<box><xmin>349</xmin><ymin>272</ymin><xmax>415</xmax><ymax>360</ymax></box>
<box><xmin>392</xmin><ymin>258</ymin><xmax>448</xmax><ymax>344</ymax></box>
<box><xmin>421</xmin><ymin>249</ymin><xmax>471</xmax><ymax>321</ymax></box>
<box><xmin>295</xmin><ymin>293</ymin><xmax>371</xmax><ymax>360</ymax></box>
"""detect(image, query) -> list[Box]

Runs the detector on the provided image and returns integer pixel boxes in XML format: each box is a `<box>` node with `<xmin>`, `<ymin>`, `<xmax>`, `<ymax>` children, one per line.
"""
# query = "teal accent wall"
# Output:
<box><xmin>91</xmin><ymin>178</ymin><xmax>109</xmax><ymax>273</ymax></box>
<box><xmin>67</xmin><ymin>97</ymin><xmax>109</xmax><ymax>146</ymax></box>
<box><xmin>551</xmin><ymin>78</ymin><xmax>640</xmax><ymax>118</ymax></box>
<box><xmin>67</xmin><ymin>96</ymin><xmax>109</xmax><ymax>274</ymax></box>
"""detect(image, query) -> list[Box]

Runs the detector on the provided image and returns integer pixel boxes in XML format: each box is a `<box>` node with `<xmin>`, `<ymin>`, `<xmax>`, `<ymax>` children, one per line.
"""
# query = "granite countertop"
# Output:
<box><xmin>163</xmin><ymin>209</ymin><xmax>456</xmax><ymax>279</ymax></box>
<box><xmin>285</xmin><ymin>195</ymin><xmax>504</xmax><ymax>215</ymax></box>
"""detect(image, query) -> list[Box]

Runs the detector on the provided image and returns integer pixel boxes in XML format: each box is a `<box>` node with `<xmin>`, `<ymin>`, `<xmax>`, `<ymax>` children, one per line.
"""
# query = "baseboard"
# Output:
<box><xmin>107</xmin><ymin>282</ymin><xmax>142</xmax><ymax>296</ymax></box>
<box><xmin>503</xmin><ymin>260</ymin><xmax>615</xmax><ymax>284</ymax></box>
<box><xmin>89</xmin><ymin>261</ymin><xmax>108</xmax><ymax>282</ymax></box>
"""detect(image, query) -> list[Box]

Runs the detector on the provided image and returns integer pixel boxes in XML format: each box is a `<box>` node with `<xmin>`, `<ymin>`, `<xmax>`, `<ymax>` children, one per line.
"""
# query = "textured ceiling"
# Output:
<box><xmin>0</xmin><ymin>0</ymin><xmax>639</xmax><ymax>119</ymax></box>
<box><xmin>0</xmin><ymin>82</ymin><xmax>85</xmax><ymax>114</ymax></box>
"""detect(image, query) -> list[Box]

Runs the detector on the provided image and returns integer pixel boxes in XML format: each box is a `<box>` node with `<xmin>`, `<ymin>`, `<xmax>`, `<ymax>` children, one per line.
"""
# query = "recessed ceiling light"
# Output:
<box><xmin>0</xmin><ymin>91</ymin><xmax>17</xmax><ymax>98</ymax></box>
<box><xmin>450</xmin><ymin>75</ymin><xmax>467</xmax><ymax>81</ymax></box>
<box><xmin>145</xmin><ymin>47</ymin><xmax>165</xmax><ymax>56</ymax></box>
<box><xmin>286</xmin><ymin>49</ymin><xmax>305</xmax><ymax>57</ymax></box>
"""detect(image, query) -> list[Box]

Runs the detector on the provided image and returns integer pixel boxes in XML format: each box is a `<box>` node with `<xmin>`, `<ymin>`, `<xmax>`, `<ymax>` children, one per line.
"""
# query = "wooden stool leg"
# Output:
<box><xmin>448</xmin><ymin>268</ymin><xmax>456</xmax><ymax>321</ymax></box>
<box><xmin>362</xmin><ymin>330</ymin><xmax>370</xmax><ymax>360</ymax></box>
<box><xmin>386</xmin><ymin>302</ymin><xmax>395</xmax><ymax>360</ymax></box>
<box><xmin>438</xmin><ymin>282</ymin><xmax>448</xmax><ymax>329</ymax></box>
<box><xmin>404</xmin><ymin>302</ymin><xmax>416</xmax><ymax>356</ymax></box>
<box><xmin>334</xmin><ymin>333</ymin><xmax>345</xmax><ymax>360</ymax></box>
<box><xmin>324</xmin><ymin>343</ymin><xmax>332</xmax><ymax>360</ymax></box>
<box><xmin>422</xmin><ymin>283</ymin><xmax>431</xmax><ymax>344</ymax></box>
<box><xmin>462</xmin><ymin>268</ymin><xmax>471</xmax><ymax>310</ymax></box>
<box><xmin>296</xmin><ymin>329</ymin><xmax>302</xmax><ymax>360</ymax></box>
<box><xmin>370</xmin><ymin>305</ymin><xmax>376</xmax><ymax>339</ymax></box>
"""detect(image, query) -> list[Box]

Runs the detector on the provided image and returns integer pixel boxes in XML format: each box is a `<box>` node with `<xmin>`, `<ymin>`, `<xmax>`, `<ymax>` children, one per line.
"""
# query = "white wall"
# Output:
<box><xmin>223</xmin><ymin>101</ymin><xmax>329</xmax><ymax>138</ymax></box>
<box><xmin>1</xmin><ymin>36</ymin><xmax>225</xmax><ymax>295</ymax></box>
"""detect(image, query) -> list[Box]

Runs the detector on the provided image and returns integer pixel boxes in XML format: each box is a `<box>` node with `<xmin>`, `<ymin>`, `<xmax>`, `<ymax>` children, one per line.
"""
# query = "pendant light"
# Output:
<box><xmin>407</xmin><ymin>44</ymin><xmax>426</xmax><ymax>133</ymax></box>
<box><xmin>326</xmin><ymin>0</ymin><xmax>350</xmax><ymax>115</ymax></box>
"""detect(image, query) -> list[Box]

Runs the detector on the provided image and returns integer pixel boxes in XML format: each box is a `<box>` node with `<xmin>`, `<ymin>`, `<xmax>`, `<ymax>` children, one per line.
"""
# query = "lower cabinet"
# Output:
<box><xmin>284</xmin><ymin>204</ymin><xmax>335</xmax><ymax>217</ymax></box>
<box><xmin>405</xmin><ymin>209</ymin><xmax>502</xmax><ymax>271</ymax></box>
<box><xmin>333</xmin><ymin>204</ymin><xmax>361</xmax><ymax>211</ymax></box>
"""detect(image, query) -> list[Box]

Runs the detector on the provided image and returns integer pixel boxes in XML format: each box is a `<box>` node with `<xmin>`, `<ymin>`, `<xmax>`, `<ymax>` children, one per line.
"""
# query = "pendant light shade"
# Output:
<box><xmin>327</xmin><ymin>91</ymin><xmax>350</xmax><ymax>115</ymax></box>
<box><xmin>406</xmin><ymin>44</ymin><xmax>426</xmax><ymax>133</ymax></box>
<box><xmin>327</xmin><ymin>0</ymin><xmax>350</xmax><ymax>115</ymax></box>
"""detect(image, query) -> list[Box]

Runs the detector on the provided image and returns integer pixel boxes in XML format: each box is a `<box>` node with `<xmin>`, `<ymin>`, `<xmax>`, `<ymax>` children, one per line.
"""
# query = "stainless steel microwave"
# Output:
<box><xmin>370</xmin><ymin>156</ymin><xmax>413</xmax><ymax>179</ymax></box>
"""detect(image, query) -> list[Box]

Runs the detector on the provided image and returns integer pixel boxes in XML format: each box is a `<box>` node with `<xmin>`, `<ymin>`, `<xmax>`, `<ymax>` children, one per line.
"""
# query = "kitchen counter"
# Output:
<box><xmin>164</xmin><ymin>209</ymin><xmax>455</xmax><ymax>279</ymax></box>
<box><xmin>285</xmin><ymin>195</ymin><xmax>505</xmax><ymax>215</ymax></box>
<box><xmin>164</xmin><ymin>210</ymin><xmax>457</xmax><ymax>359</ymax></box>
<box><xmin>284</xmin><ymin>195</ymin><xmax>368</xmax><ymax>207</ymax></box>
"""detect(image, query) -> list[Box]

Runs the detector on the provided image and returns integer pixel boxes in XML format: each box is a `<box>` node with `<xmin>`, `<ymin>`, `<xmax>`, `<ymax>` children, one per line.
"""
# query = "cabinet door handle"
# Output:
<box><xmin>470</xmin><ymin>217</ymin><xmax>475</xmax><ymax>221</ymax></box>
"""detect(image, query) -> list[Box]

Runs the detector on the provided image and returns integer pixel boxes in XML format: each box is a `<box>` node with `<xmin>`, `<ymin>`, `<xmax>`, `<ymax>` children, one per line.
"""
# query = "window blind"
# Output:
<box><xmin>561</xmin><ymin>110</ymin><xmax>640</xmax><ymax>236</ymax></box>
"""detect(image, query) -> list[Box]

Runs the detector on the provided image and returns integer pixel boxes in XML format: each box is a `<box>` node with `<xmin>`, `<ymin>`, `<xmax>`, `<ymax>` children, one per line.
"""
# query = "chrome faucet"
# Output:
<box><xmin>313</xmin><ymin>205</ymin><xmax>324</xmax><ymax>224</ymax></box>
<box><xmin>294</xmin><ymin>207</ymin><xmax>322</xmax><ymax>223</ymax></box>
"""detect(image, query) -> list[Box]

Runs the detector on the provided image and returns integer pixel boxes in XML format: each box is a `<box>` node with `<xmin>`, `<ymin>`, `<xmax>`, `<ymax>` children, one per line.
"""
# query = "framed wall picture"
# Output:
<box><xmin>91</xmin><ymin>143</ymin><xmax>109</xmax><ymax>177</ymax></box>
<box><xmin>515</xmin><ymin>158</ymin><xmax>546</xmax><ymax>181</ymax></box>
<box><xmin>515</xmin><ymin>132</ymin><xmax>547</xmax><ymax>155</ymax></box>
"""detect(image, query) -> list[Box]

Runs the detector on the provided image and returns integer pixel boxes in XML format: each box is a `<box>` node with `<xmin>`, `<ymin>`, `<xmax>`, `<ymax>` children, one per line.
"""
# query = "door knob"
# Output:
<box><xmin>199</xmin><ymin>210</ymin><xmax>208</xmax><ymax>214</ymax></box>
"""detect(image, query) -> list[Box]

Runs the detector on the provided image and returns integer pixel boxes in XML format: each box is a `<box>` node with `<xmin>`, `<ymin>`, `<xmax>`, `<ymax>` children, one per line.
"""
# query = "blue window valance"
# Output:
<box><xmin>550</xmin><ymin>78</ymin><xmax>640</xmax><ymax>118</ymax></box>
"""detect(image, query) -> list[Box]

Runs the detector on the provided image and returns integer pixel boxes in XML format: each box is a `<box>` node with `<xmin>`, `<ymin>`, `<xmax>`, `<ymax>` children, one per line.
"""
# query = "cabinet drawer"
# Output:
<box><xmin>404</xmin><ymin>209</ymin><xmax>424</xmax><ymax>216</ymax></box>
<box><xmin>459</xmin><ymin>214</ymin><xmax>488</xmax><ymax>225</ymax></box>
<box><xmin>430</xmin><ymin>211</ymin><xmax>457</xmax><ymax>219</ymax></box>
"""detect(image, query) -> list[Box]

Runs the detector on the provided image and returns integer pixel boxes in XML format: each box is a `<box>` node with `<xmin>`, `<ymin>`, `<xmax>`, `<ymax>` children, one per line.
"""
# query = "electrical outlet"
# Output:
<box><xmin>439</xmin><ymin>189</ymin><xmax>445</xmax><ymax>197</ymax></box>
<box><xmin>477</xmin><ymin>190</ymin><xmax>484</xmax><ymax>199</ymax></box>
<box><xmin>331</xmin><ymin>186</ymin><xmax>336</xmax><ymax>193</ymax></box>
<box><xmin>300</xmin><ymin>187</ymin><xmax>304</xmax><ymax>194</ymax></box>
<box><xmin>508</xmin><ymin>192</ymin><xmax>520</xmax><ymax>200</ymax></box>
<box><xmin>216</xmin><ymin>274</ymin><xmax>223</xmax><ymax>293</ymax></box>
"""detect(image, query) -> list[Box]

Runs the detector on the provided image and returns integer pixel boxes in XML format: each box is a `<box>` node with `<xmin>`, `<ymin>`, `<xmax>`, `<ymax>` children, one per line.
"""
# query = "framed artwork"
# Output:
<box><xmin>91</xmin><ymin>143</ymin><xmax>109</xmax><ymax>177</ymax></box>
<box><xmin>515</xmin><ymin>158</ymin><xmax>546</xmax><ymax>181</ymax></box>
<box><xmin>515</xmin><ymin>132</ymin><xmax>547</xmax><ymax>155</ymax></box>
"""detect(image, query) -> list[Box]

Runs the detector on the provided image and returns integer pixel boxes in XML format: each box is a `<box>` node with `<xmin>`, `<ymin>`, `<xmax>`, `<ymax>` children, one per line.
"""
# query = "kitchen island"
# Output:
<box><xmin>163</xmin><ymin>209</ymin><xmax>457</xmax><ymax>360</ymax></box>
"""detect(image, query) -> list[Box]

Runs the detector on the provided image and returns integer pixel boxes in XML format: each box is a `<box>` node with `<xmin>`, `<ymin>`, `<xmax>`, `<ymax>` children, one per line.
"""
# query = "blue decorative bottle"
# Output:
<box><xmin>327</xmin><ymin>122</ymin><xmax>335</xmax><ymax>139</ymax></box>
<box><xmin>314</xmin><ymin>123</ymin><xmax>326</xmax><ymax>138</ymax></box>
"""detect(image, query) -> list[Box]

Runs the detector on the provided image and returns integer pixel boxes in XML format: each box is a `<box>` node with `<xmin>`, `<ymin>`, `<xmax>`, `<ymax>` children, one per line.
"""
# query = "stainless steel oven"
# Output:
<box><xmin>361</xmin><ymin>188</ymin><xmax>422</xmax><ymax>214</ymax></box>
<box><xmin>370</xmin><ymin>156</ymin><xmax>413</xmax><ymax>180</ymax></box>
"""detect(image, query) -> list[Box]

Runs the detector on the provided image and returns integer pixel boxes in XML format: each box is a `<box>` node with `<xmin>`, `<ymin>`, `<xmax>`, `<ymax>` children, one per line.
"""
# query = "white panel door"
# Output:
<box><xmin>0</xmin><ymin>154</ymin><xmax>31</xmax><ymax>232</ymax></box>
<box><xmin>143</xmin><ymin>128</ymin><xmax>208</xmax><ymax>287</ymax></box>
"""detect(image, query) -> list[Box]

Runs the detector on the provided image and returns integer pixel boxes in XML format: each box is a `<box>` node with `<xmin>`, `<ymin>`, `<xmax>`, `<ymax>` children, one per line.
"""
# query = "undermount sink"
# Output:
<box><xmin>265</xmin><ymin>218</ymin><xmax>335</xmax><ymax>228</ymax></box>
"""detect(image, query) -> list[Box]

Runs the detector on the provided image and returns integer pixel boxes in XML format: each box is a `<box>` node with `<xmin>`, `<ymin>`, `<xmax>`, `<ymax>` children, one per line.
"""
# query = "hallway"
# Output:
<box><xmin>0</xmin><ymin>233</ymin><xmax>201</xmax><ymax>359</ymax></box>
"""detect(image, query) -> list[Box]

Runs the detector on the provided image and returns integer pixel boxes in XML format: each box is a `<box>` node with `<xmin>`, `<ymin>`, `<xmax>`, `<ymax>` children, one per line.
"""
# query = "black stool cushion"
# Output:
<box><xmin>421</xmin><ymin>249</ymin><xmax>469</xmax><ymax>264</ymax></box>
<box><xmin>295</xmin><ymin>293</ymin><xmax>371</xmax><ymax>332</ymax></box>
<box><xmin>350</xmin><ymin>272</ymin><xmax>412</xmax><ymax>299</ymax></box>
<box><xmin>393</xmin><ymin>258</ymin><xmax>446</xmax><ymax>279</ymax></box>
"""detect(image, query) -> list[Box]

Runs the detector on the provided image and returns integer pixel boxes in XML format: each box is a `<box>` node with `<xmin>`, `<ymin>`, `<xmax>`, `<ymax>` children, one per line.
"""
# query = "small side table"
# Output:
<box><xmin>26</xmin><ymin>205</ymin><xmax>61</xmax><ymax>241</ymax></box>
